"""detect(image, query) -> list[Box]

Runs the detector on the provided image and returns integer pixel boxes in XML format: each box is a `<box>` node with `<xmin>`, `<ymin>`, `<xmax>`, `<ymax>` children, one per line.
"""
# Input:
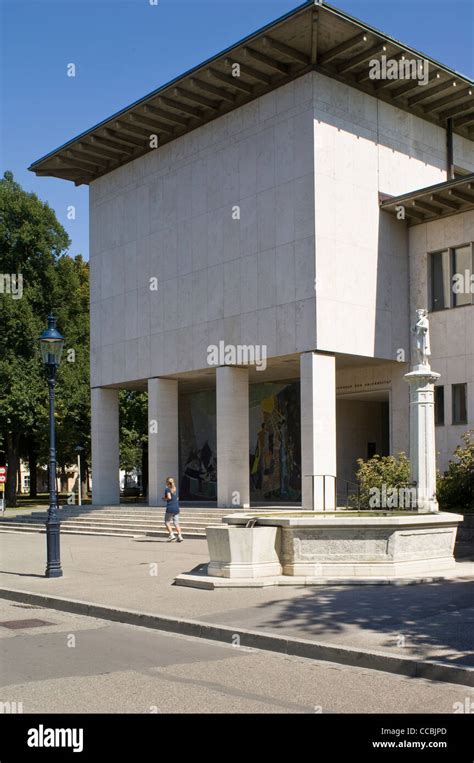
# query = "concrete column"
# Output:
<box><xmin>148</xmin><ymin>378</ymin><xmax>179</xmax><ymax>506</ymax></box>
<box><xmin>390</xmin><ymin>362</ymin><xmax>410</xmax><ymax>456</ymax></box>
<box><xmin>91</xmin><ymin>388</ymin><xmax>120</xmax><ymax>505</ymax></box>
<box><xmin>404</xmin><ymin>369</ymin><xmax>440</xmax><ymax>512</ymax></box>
<box><xmin>300</xmin><ymin>352</ymin><xmax>337</xmax><ymax>510</ymax></box>
<box><xmin>216</xmin><ymin>366</ymin><xmax>250</xmax><ymax>508</ymax></box>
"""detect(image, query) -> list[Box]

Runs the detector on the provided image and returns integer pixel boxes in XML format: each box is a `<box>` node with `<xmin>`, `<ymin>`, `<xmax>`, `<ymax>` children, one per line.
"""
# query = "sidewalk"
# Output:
<box><xmin>0</xmin><ymin>532</ymin><xmax>473</xmax><ymax>680</ymax></box>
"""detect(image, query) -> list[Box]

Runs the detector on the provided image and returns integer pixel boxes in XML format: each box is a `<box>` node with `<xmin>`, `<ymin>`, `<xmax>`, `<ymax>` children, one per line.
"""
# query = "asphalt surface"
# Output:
<box><xmin>0</xmin><ymin>533</ymin><xmax>472</xmax><ymax>666</ymax></box>
<box><xmin>0</xmin><ymin>600</ymin><xmax>473</xmax><ymax>714</ymax></box>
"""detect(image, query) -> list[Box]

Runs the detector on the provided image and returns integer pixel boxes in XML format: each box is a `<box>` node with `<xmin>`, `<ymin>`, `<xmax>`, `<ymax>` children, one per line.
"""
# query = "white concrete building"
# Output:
<box><xmin>30</xmin><ymin>2</ymin><xmax>474</xmax><ymax>508</ymax></box>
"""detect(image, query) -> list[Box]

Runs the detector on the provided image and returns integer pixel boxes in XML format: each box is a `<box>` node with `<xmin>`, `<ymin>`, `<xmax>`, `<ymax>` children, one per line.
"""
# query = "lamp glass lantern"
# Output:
<box><xmin>39</xmin><ymin>315</ymin><xmax>64</xmax><ymax>367</ymax></box>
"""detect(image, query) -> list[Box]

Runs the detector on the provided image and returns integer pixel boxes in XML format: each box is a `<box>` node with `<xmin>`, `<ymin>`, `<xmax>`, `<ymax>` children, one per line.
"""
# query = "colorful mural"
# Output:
<box><xmin>179</xmin><ymin>381</ymin><xmax>301</xmax><ymax>502</ymax></box>
<box><xmin>249</xmin><ymin>382</ymin><xmax>301</xmax><ymax>502</ymax></box>
<box><xmin>179</xmin><ymin>390</ymin><xmax>217</xmax><ymax>501</ymax></box>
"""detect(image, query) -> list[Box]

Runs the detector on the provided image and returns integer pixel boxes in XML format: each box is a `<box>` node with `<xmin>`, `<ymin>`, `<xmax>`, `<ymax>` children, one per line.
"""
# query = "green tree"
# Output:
<box><xmin>0</xmin><ymin>171</ymin><xmax>90</xmax><ymax>505</ymax></box>
<box><xmin>437</xmin><ymin>431</ymin><xmax>474</xmax><ymax>511</ymax></box>
<box><xmin>52</xmin><ymin>255</ymin><xmax>90</xmax><ymax>493</ymax></box>
<box><xmin>119</xmin><ymin>390</ymin><xmax>148</xmax><ymax>493</ymax></box>
<box><xmin>355</xmin><ymin>452</ymin><xmax>412</xmax><ymax>508</ymax></box>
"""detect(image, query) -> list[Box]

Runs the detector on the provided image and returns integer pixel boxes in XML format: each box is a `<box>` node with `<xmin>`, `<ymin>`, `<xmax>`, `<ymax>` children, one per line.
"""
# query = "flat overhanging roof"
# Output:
<box><xmin>29</xmin><ymin>0</ymin><xmax>474</xmax><ymax>186</ymax></box>
<box><xmin>380</xmin><ymin>173</ymin><xmax>474</xmax><ymax>224</ymax></box>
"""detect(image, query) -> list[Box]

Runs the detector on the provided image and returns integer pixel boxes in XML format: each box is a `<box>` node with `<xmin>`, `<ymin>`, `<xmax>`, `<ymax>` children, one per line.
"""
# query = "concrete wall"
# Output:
<box><xmin>336</xmin><ymin>399</ymin><xmax>389</xmax><ymax>484</ymax></box>
<box><xmin>312</xmin><ymin>71</ymin><xmax>448</xmax><ymax>361</ymax></box>
<box><xmin>89</xmin><ymin>74</ymin><xmax>316</xmax><ymax>388</ymax></box>
<box><xmin>89</xmin><ymin>69</ymin><xmax>469</xmax><ymax>390</ymax></box>
<box><xmin>408</xmin><ymin>210</ymin><xmax>474</xmax><ymax>471</ymax></box>
<box><xmin>336</xmin><ymin>361</ymin><xmax>410</xmax><ymax>465</ymax></box>
<box><xmin>453</xmin><ymin>134</ymin><xmax>474</xmax><ymax>174</ymax></box>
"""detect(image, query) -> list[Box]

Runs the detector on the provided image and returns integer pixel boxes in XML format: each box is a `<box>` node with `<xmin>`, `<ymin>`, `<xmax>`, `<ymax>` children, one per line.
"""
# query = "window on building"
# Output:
<box><xmin>452</xmin><ymin>383</ymin><xmax>468</xmax><ymax>426</ymax></box>
<box><xmin>430</xmin><ymin>250</ymin><xmax>451</xmax><ymax>310</ymax></box>
<box><xmin>435</xmin><ymin>386</ymin><xmax>444</xmax><ymax>426</ymax></box>
<box><xmin>452</xmin><ymin>245</ymin><xmax>473</xmax><ymax>307</ymax></box>
<box><xmin>429</xmin><ymin>244</ymin><xmax>473</xmax><ymax>311</ymax></box>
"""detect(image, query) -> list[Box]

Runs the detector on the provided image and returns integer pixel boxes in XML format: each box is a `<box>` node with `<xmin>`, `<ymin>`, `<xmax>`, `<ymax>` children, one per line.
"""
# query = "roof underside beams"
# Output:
<box><xmin>29</xmin><ymin>2</ymin><xmax>474</xmax><ymax>186</ymax></box>
<box><xmin>380</xmin><ymin>174</ymin><xmax>474</xmax><ymax>224</ymax></box>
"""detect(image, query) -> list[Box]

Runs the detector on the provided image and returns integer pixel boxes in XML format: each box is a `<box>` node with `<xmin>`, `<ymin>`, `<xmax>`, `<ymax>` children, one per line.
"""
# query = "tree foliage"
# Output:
<box><xmin>119</xmin><ymin>390</ymin><xmax>147</xmax><ymax>473</ymax></box>
<box><xmin>437</xmin><ymin>431</ymin><xmax>474</xmax><ymax>511</ymax></box>
<box><xmin>52</xmin><ymin>255</ymin><xmax>90</xmax><ymax>471</ymax></box>
<box><xmin>355</xmin><ymin>453</ymin><xmax>411</xmax><ymax>508</ymax></box>
<box><xmin>0</xmin><ymin>171</ymin><xmax>89</xmax><ymax>504</ymax></box>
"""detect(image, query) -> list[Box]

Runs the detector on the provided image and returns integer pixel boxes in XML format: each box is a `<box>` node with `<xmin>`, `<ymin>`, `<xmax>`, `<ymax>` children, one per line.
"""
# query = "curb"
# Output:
<box><xmin>0</xmin><ymin>587</ymin><xmax>473</xmax><ymax>687</ymax></box>
<box><xmin>174</xmin><ymin>570</ymin><xmax>474</xmax><ymax>587</ymax></box>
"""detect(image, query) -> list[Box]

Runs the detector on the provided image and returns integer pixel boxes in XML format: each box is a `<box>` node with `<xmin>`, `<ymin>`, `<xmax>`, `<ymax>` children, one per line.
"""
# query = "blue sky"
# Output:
<box><xmin>1</xmin><ymin>0</ymin><xmax>473</xmax><ymax>261</ymax></box>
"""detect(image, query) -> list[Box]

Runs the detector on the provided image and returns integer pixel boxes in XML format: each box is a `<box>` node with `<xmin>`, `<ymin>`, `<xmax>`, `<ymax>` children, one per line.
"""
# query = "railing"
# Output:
<box><xmin>337</xmin><ymin>479</ymin><xmax>361</xmax><ymax>511</ymax></box>
<box><xmin>305</xmin><ymin>474</ymin><xmax>361</xmax><ymax>511</ymax></box>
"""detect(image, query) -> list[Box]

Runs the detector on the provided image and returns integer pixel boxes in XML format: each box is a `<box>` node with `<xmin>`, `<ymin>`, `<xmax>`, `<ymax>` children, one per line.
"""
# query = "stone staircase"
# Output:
<box><xmin>0</xmin><ymin>505</ymin><xmax>244</xmax><ymax>539</ymax></box>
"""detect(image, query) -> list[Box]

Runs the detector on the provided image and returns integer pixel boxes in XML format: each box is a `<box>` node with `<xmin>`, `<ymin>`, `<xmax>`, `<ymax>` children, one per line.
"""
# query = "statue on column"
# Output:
<box><xmin>405</xmin><ymin>308</ymin><xmax>439</xmax><ymax>512</ymax></box>
<box><xmin>413</xmin><ymin>308</ymin><xmax>431</xmax><ymax>369</ymax></box>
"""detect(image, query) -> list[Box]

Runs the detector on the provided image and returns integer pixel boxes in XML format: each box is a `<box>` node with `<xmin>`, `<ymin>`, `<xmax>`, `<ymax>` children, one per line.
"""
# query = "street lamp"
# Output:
<box><xmin>39</xmin><ymin>314</ymin><xmax>65</xmax><ymax>578</ymax></box>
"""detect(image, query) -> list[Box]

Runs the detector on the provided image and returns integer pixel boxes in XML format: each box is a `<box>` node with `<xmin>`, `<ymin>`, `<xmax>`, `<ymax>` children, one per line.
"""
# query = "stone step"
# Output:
<box><xmin>2</xmin><ymin>507</ymin><xmax>235</xmax><ymax>515</ymax></box>
<box><xmin>6</xmin><ymin>521</ymin><xmax>229</xmax><ymax>530</ymax></box>
<box><xmin>0</xmin><ymin>523</ymin><xmax>134</xmax><ymax>537</ymax></box>
<box><xmin>81</xmin><ymin>505</ymin><xmax>230</xmax><ymax>509</ymax></box>
<box><xmin>5</xmin><ymin>510</ymin><xmax>230</xmax><ymax>519</ymax></box>
<box><xmin>0</xmin><ymin>522</ymin><xmax>206</xmax><ymax>538</ymax></box>
<box><xmin>0</xmin><ymin>515</ymin><xmax>229</xmax><ymax>528</ymax></box>
<box><xmin>68</xmin><ymin>505</ymin><xmax>295</xmax><ymax>514</ymax></box>
<box><xmin>0</xmin><ymin>517</ymin><xmax>216</xmax><ymax>530</ymax></box>
<box><xmin>82</xmin><ymin>506</ymin><xmax>225</xmax><ymax>513</ymax></box>
<box><xmin>2</xmin><ymin>518</ymin><xmax>225</xmax><ymax>528</ymax></box>
<box><xmin>56</xmin><ymin>521</ymin><xmax>223</xmax><ymax>530</ymax></box>
<box><xmin>60</xmin><ymin>522</ymin><xmax>212</xmax><ymax>533</ymax></box>
<box><xmin>0</xmin><ymin>504</ymin><xmax>288</xmax><ymax>539</ymax></box>
<box><xmin>56</xmin><ymin>512</ymin><xmax>234</xmax><ymax>520</ymax></box>
<box><xmin>0</xmin><ymin>523</ymin><xmax>46</xmax><ymax>531</ymax></box>
<box><xmin>0</xmin><ymin>525</ymin><xmax>135</xmax><ymax>538</ymax></box>
<box><xmin>10</xmin><ymin>509</ymin><xmax>238</xmax><ymax>520</ymax></box>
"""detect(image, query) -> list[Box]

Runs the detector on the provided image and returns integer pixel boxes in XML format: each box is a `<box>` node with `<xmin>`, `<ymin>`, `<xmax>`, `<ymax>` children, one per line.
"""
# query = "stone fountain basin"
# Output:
<box><xmin>210</xmin><ymin>511</ymin><xmax>465</xmax><ymax>579</ymax></box>
<box><xmin>206</xmin><ymin>524</ymin><xmax>281</xmax><ymax>579</ymax></box>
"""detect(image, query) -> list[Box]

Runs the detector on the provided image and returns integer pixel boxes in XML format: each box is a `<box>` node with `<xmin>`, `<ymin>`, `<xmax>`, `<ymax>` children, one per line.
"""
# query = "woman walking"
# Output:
<box><xmin>164</xmin><ymin>477</ymin><xmax>183</xmax><ymax>542</ymax></box>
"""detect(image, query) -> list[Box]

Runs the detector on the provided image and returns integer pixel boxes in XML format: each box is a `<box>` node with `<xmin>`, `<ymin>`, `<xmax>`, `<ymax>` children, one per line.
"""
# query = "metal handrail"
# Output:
<box><xmin>338</xmin><ymin>479</ymin><xmax>361</xmax><ymax>511</ymax></box>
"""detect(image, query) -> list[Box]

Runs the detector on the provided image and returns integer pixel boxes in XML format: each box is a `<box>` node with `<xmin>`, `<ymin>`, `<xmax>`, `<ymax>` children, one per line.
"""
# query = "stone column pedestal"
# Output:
<box><xmin>148</xmin><ymin>378</ymin><xmax>179</xmax><ymax>506</ymax></box>
<box><xmin>300</xmin><ymin>352</ymin><xmax>337</xmax><ymax>510</ymax></box>
<box><xmin>216</xmin><ymin>366</ymin><xmax>250</xmax><ymax>508</ymax></box>
<box><xmin>91</xmin><ymin>388</ymin><xmax>120</xmax><ymax>505</ymax></box>
<box><xmin>404</xmin><ymin>367</ymin><xmax>440</xmax><ymax>513</ymax></box>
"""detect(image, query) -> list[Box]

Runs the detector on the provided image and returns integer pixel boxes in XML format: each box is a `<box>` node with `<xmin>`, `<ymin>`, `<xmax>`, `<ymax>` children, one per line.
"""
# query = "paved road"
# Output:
<box><xmin>0</xmin><ymin>601</ymin><xmax>472</xmax><ymax>714</ymax></box>
<box><xmin>0</xmin><ymin>533</ymin><xmax>472</xmax><ymax>666</ymax></box>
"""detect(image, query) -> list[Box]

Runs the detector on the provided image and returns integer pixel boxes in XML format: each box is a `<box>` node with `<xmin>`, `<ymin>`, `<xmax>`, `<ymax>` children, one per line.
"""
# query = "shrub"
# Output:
<box><xmin>437</xmin><ymin>431</ymin><xmax>474</xmax><ymax>511</ymax></box>
<box><xmin>355</xmin><ymin>453</ymin><xmax>411</xmax><ymax>509</ymax></box>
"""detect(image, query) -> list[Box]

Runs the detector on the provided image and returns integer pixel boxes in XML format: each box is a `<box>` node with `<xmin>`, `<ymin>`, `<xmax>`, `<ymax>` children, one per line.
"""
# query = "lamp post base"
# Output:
<box><xmin>45</xmin><ymin>518</ymin><xmax>63</xmax><ymax>578</ymax></box>
<box><xmin>45</xmin><ymin>567</ymin><xmax>63</xmax><ymax>578</ymax></box>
